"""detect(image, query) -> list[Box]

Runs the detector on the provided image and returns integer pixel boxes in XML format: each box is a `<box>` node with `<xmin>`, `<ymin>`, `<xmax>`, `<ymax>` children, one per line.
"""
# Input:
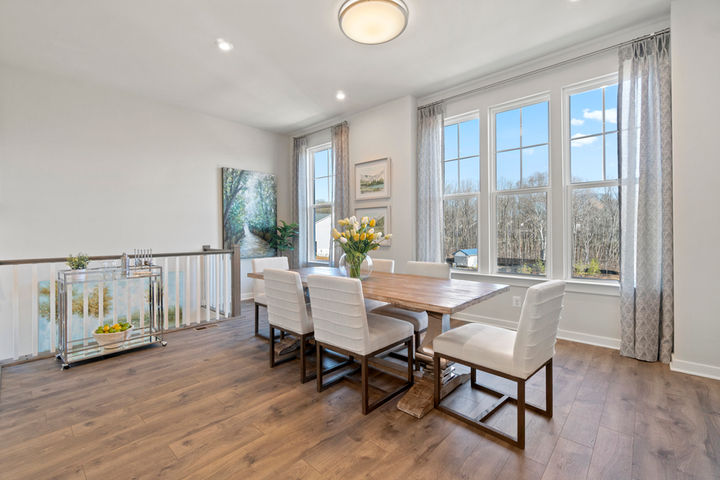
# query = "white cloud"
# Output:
<box><xmin>571</xmin><ymin>118</ymin><xmax>585</xmax><ymax>126</ymax></box>
<box><xmin>582</xmin><ymin>108</ymin><xmax>617</xmax><ymax>124</ymax></box>
<box><xmin>571</xmin><ymin>133</ymin><xmax>599</xmax><ymax>146</ymax></box>
<box><xmin>605</xmin><ymin>108</ymin><xmax>617</xmax><ymax>124</ymax></box>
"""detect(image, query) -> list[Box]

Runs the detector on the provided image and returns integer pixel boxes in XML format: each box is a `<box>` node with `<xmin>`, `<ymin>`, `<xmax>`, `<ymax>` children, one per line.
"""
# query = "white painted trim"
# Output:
<box><xmin>241</xmin><ymin>292</ymin><xmax>255</xmax><ymax>302</ymax></box>
<box><xmin>452</xmin><ymin>311</ymin><xmax>620</xmax><ymax>350</ymax></box>
<box><xmin>670</xmin><ymin>355</ymin><xmax>720</xmax><ymax>381</ymax></box>
<box><xmin>450</xmin><ymin>270</ymin><xmax>619</xmax><ymax>296</ymax></box>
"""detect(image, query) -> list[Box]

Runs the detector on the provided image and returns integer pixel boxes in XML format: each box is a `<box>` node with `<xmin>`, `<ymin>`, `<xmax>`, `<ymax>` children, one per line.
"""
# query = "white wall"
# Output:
<box><xmin>347</xmin><ymin>96</ymin><xmax>417</xmax><ymax>270</ymax></box>
<box><xmin>0</xmin><ymin>63</ymin><xmax>291</xmax><ymax>299</ymax></box>
<box><xmin>669</xmin><ymin>0</ymin><xmax>720</xmax><ymax>378</ymax></box>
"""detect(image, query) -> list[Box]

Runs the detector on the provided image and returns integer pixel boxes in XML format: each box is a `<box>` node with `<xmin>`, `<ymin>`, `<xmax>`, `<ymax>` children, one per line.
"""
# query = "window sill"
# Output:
<box><xmin>449</xmin><ymin>270</ymin><xmax>620</xmax><ymax>297</ymax></box>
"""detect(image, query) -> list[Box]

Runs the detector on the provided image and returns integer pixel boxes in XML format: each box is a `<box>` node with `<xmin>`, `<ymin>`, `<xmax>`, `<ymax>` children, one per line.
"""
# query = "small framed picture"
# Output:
<box><xmin>355</xmin><ymin>204</ymin><xmax>391</xmax><ymax>247</ymax></box>
<box><xmin>355</xmin><ymin>157</ymin><xmax>391</xmax><ymax>200</ymax></box>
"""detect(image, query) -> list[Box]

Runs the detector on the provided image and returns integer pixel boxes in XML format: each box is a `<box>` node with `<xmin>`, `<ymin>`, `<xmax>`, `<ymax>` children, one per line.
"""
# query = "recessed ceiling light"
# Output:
<box><xmin>339</xmin><ymin>0</ymin><xmax>409</xmax><ymax>45</ymax></box>
<box><xmin>216</xmin><ymin>38</ymin><xmax>234</xmax><ymax>52</ymax></box>
<box><xmin>336</xmin><ymin>90</ymin><xmax>347</xmax><ymax>101</ymax></box>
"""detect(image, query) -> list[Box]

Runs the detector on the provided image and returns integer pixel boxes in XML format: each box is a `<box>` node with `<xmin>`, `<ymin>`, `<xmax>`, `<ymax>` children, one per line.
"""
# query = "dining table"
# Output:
<box><xmin>248</xmin><ymin>266</ymin><xmax>510</xmax><ymax>417</ymax></box>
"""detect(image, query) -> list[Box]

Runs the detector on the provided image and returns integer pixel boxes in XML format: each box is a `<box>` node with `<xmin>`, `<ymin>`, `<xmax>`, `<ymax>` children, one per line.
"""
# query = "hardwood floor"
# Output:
<box><xmin>1</xmin><ymin>301</ymin><xmax>719</xmax><ymax>480</ymax></box>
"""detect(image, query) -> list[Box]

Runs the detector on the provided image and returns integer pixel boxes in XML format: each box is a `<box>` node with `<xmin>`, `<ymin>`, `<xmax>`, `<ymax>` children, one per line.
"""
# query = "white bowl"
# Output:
<box><xmin>92</xmin><ymin>325</ymin><xmax>133</xmax><ymax>350</ymax></box>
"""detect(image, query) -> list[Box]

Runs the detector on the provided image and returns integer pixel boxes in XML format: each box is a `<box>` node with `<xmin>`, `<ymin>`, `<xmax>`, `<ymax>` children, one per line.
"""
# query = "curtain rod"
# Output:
<box><xmin>418</xmin><ymin>28</ymin><xmax>670</xmax><ymax>109</ymax></box>
<box><xmin>293</xmin><ymin>120</ymin><xmax>348</xmax><ymax>140</ymax></box>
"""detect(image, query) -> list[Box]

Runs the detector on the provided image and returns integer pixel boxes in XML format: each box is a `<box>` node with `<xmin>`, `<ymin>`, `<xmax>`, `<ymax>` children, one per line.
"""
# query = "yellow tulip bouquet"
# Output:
<box><xmin>332</xmin><ymin>216</ymin><xmax>392</xmax><ymax>278</ymax></box>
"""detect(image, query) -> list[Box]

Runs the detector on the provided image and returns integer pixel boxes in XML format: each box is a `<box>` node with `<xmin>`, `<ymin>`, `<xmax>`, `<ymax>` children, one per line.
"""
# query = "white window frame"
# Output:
<box><xmin>306</xmin><ymin>142</ymin><xmax>333</xmax><ymax>264</ymax></box>
<box><xmin>562</xmin><ymin>73</ymin><xmax>620</xmax><ymax>283</ymax></box>
<box><xmin>443</xmin><ymin>111</ymin><xmax>481</xmax><ymax>270</ymax></box>
<box><xmin>489</xmin><ymin>92</ymin><xmax>552</xmax><ymax>278</ymax></box>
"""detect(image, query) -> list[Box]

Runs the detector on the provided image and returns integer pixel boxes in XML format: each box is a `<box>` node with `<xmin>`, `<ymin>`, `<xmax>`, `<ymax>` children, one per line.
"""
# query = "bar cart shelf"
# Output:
<box><xmin>56</xmin><ymin>265</ymin><xmax>165</xmax><ymax>368</ymax></box>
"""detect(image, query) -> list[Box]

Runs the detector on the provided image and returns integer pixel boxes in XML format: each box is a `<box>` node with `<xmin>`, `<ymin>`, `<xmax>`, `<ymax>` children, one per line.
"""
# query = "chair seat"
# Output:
<box><xmin>254</xmin><ymin>293</ymin><xmax>267</xmax><ymax>306</ymax></box>
<box><xmin>369</xmin><ymin>305</ymin><xmax>428</xmax><ymax>333</ymax></box>
<box><xmin>364</xmin><ymin>313</ymin><xmax>414</xmax><ymax>355</ymax></box>
<box><xmin>434</xmin><ymin>323</ymin><xmax>538</xmax><ymax>379</ymax></box>
<box><xmin>269</xmin><ymin>305</ymin><xmax>314</xmax><ymax>335</ymax></box>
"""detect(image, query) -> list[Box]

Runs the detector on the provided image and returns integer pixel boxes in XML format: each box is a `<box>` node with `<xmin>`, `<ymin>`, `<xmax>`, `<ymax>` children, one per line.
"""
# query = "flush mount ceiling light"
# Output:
<box><xmin>338</xmin><ymin>0</ymin><xmax>409</xmax><ymax>45</ymax></box>
<box><xmin>336</xmin><ymin>90</ymin><xmax>347</xmax><ymax>100</ymax></box>
<box><xmin>215</xmin><ymin>38</ymin><xmax>234</xmax><ymax>52</ymax></box>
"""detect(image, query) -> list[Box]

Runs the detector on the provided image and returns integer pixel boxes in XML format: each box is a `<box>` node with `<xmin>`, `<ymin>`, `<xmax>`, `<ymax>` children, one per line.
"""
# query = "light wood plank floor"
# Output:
<box><xmin>1</xmin><ymin>301</ymin><xmax>719</xmax><ymax>480</ymax></box>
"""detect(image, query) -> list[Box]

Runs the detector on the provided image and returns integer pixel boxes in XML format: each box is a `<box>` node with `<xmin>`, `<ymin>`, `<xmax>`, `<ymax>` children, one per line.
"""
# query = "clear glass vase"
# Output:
<box><xmin>338</xmin><ymin>253</ymin><xmax>373</xmax><ymax>280</ymax></box>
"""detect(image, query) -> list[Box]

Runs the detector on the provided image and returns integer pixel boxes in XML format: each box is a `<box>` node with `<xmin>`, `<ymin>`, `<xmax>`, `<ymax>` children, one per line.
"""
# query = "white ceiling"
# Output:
<box><xmin>0</xmin><ymin>0</ymin><xmax>669</xmax><ymax>134</ymax></box>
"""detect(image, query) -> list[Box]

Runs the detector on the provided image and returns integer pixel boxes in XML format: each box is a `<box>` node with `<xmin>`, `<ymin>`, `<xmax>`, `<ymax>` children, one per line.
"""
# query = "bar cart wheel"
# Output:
<box><xmin>61</xmin><ymin>364</ymin><xmax>70</xmax><ymax>369</ymax></box>
<box><xmin>162</xmin><ymin>341</ymin><xmax>168</xmax><ymax>346</ymax></box>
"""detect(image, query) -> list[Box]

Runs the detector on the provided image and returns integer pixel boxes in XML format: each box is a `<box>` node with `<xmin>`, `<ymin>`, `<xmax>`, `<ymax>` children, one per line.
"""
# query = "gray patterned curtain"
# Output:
<box><xmin>290</xmin><ymin>136</ymin><xmax>308</xmax><ymax>269</ymax></box>
<box><xmin>618</xmin><ymin>32</ymin><xmax>673</xmax><ymax>363</ymax></box>
<box><xmin>331</xmin><ymin>122</ymin><xmax>350</xmax><ymax>266</ymax></box>
<box><xmin>416</xmin><ymin>103</ymin><xmax>445</xmax><ymax>262</ymax></box>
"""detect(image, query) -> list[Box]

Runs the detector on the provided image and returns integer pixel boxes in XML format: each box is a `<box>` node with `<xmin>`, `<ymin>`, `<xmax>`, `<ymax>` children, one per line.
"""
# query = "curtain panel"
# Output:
<box><xmin>331</xmin><ymin>122</ymin><xmax>350</xmax><ymax>266</ymax></box>
<box><xmin>618</xmin><ymin>32</ymin><xmax>674</xmax><ymax>363</ymax></box>
<box><xmin>290</xmin><ymin>136</ymin><xmax>308</xmax><ymax>269</ymax></box>
<box><xmin>416</xmin><ymin>103</ymin><xmax>445</xmax><ymax>262</ymax></box>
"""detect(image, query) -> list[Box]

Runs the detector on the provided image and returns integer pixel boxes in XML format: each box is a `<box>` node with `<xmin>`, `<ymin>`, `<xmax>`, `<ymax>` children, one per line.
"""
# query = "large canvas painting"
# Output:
<box><xmin>222</xmin><ymin>168</ymin><xmax>277</xmax><ymax>258</ymax></box>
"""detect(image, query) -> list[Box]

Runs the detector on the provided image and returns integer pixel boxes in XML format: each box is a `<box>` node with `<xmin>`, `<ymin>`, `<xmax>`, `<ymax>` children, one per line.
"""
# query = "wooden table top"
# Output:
<box><xmin>248</xmin><ymin>266</ymin><xmax>509</xmax><ymax>315</ymax></box>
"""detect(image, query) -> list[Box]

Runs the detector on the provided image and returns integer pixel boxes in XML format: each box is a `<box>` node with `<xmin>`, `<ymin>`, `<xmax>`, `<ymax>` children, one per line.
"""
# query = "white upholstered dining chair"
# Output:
<box><xmin>307</xmin><ymin>274</ymin><xmax>414</xmax><ymax>414</ymax></box>
<box><xmin>264</xmin><ymin>268</ymin><xmax>315</xmax><ymax>383</ymax></box>
<box><xmin>364</xmin><ymin>258</ymin><xmax>395</xmax><ymax>311</ymax></box>
<box><xmin>433</xmin><ymin>280</ymin><xmax>566</xmax><ymax>449</ymax></box>
<box><xmin>370</xmin><ymin>260</ymin><xmax>450</xmax><ymax>360</ymax></box>
<box><xmin>251</xmin><ymin>256</ymin><xmax>289</xmax><ymax>339</ymax></box>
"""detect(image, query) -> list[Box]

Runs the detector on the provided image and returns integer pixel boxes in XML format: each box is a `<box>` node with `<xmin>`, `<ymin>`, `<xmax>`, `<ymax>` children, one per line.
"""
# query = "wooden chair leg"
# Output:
<box><xmin>269</xmin><ymin>326</ymin><xmax>275</xmax><ymax>368</ymax></box>
<box><xmin>546</xmin><ymin>358</ymin><xmax>553</xmax><ymax>418</ymax></box>
<box><xmin>300</xmin><ymin>335</ymin><xmax>307</xmax><ymax>384</ymax></box>
<box><xmin>316</xmin><ymin>343</ymin><xmax>324</xmax><ymax>393</ymax></box>
<box><xmin>517</xmin><ymin>379</ymin><xmax>526</xmax><ymax>450</ymax></box>
<box><xmin>433</xmin><ymin>353</ymin><xmax>441</xmax><ymax>407</ymax></box>
<box><xmin>361</xmin><ymin>356</ymin><xmax>369</xmax><ymax>415</ymax></box>
<box><xmin>407</xmin><ymin>338</ymin><xmax>414</xmax><ymax>384</ymax></box>
<box><xmin>254</xmin><ymin>303</ymin><xmax>260</xmax><ymax>336</ymax></box>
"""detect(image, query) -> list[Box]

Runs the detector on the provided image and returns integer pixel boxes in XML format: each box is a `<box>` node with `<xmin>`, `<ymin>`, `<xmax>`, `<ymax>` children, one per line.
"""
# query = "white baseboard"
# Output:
<box><xmin>452</xmin><ymin>312</ymin><xmax>621</xmax><ymax>350</ymax></box>
<box><xmin>670</xmin><ymin>355</ymin><xmax>720</xmax><ymax>381</ymax></box>
<box><xmin>241</xmin><ymin>292</ymin><xmax>255</xmax><ymax>302</ymax></box>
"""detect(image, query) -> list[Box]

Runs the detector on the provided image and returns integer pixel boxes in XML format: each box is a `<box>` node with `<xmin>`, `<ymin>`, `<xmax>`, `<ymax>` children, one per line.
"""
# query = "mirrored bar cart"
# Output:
<box><xmin>56</xmin><ymin>265</ymin><xmax>165</xmax><ymax>368</ymax></box>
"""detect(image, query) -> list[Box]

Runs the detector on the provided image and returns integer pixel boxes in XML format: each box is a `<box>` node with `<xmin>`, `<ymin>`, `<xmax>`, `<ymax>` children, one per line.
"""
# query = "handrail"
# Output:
<box><xmin>0</xmin><ymin>249</ymin><xmax>234</xmax><ymax>266</ymax></box>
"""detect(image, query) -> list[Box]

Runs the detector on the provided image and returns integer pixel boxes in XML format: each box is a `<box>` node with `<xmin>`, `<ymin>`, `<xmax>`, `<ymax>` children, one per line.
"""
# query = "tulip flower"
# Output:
<box><xmin>369</xmin><ymin>218</ymin><xmax>376</xmax><ymax>227</ymax></box>
<box><xmin>339</xmin><ymin>237</ymin><xmax>348</xmax><ymax>244</ymax></box>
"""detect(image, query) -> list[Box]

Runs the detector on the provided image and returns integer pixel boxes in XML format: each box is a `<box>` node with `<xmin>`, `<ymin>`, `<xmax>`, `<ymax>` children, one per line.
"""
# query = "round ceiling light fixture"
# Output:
<box><xmin>338</xmin><ymin>0</ymin><xmax>409</xmax><ymax>45</ymax></box>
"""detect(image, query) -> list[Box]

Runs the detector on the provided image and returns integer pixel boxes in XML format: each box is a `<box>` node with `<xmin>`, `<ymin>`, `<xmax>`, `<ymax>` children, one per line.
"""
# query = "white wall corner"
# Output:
<box><xmin>452</xmin><ymin>311</ymin><xmax>621</xmax><ymax>350</ymax></box>
<box><xmin>670</xmin><ymin>355</ymin><xmax>720</xmax><ymax>381</ymax></box>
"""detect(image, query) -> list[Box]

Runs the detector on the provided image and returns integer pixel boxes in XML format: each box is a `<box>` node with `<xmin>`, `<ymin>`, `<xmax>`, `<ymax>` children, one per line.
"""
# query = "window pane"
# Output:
<box><xmin>459</xmin><ymin>118</ymin><xmax>480</xmax><ymax>157</ymax></box>
<box><xmin>314</xmin><ymin>177</ymin><xmax>329</xmax><ymax>204</ymax></box>
<box><xmin>458</xmin><ymin>156</ymin><xmax>480</xmax><ymax>193</ymax></box>
<box><xmin>521</xmin><ymin>102</ymin><xmax>548</xmax><ymax>146</ymax></box>
<box><xmin>571</xmin><ymin>187</ymin><xmax>619</xmax><ymax>280</ymax></box>
<box><xmin>521</xmin><ymin>145</ymin><xmax>548</xmax><ymax>187</ymax></box>
<box><xmin>604</xmin><ymin>84</ymin><xmax>618</xmax><ymax>131</ymax></box>
<box><xmin>570</xmin><ymin>88</ymin><xmax>603</xmax><ymax>138</ymax></box>
<box><xmin>605</xmin><ymin>132</ymin><xmax>618</xmax><ymax>180</ymax></box>
<box><xmin>497</xmin><ymin>150</ymin><xmax>520</xmax><ymax>190</ymax></box>
<box><xmin>496</xmin><ymin>108</ymin><xmax>521</xmax><ymax>151</ymax></box>
<box><xmin>444</xmin><ymin>160</ymin><xmax>458</xmax><ymax>194</ymax></box>
<box><xmin>444</xmin><ymin>124</ymin><xmax>458</xmax><ymax>160</ymax></box>
<box><xmin>314</xmin><ymin>149</ymin><xmax>328</xmax><ymax>178</ymax></box>
<box><xmin>496</xmin><ymin>192</ymin><xmax>547</xmax><ymax>276</ymax></box>
<box><xmin>443</xmin><ymin>197</ymin><xmax>478</xmax><ymax>270</ymax></box>
<box><xmin>313</xmin><ymin>207</ymin><xmax>332</xmax><ymax>261</ymax></box>
<box><xmin>571</xmin><ymin>135</ymin><xmax>603</xmax><ymax>183</ymax></box>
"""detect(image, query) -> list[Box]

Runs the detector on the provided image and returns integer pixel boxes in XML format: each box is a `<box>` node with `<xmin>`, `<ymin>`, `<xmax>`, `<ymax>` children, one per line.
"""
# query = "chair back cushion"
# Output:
<box><xmin>372</xmin><ymin>258</ymin><xmax>395</xmax><ymax>273</ymax></box>
<box><xmin>307</xmin><ymin>275</ymin><xmax>368</xmax><ymax>353</ymax></box>
<box><xmin>406</xmin><ymin>261</ymin><xmax>450</xmax><ymax>279</ymax></box>
<box><xmin>251</xmin><ymin>256</ymin><xmax>289</xmax><ymax>299</ymax></box>
<box><xmin>513</xmin><ymin>280</ymin><xmax>565</xmax><ymax>376</ymax></box>
<box><xmin>264</xmin><ymin>269</ymin><xmax>313</xmax><ymax>334</ymax></box>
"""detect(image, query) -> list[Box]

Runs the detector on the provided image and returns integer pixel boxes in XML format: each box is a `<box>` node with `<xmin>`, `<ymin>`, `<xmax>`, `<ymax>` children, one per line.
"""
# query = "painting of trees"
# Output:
<box><xmin>222</xmin><ymin>168</ymin><xmax>277</xmax><ymax>258</ymax></box>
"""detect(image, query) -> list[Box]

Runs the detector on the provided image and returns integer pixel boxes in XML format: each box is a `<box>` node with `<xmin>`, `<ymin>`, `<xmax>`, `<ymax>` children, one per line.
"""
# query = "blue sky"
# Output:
<box><xmin>570</xmin><ymin>84</ymin><xmax>618</xmax><ymax>182</ymax></box>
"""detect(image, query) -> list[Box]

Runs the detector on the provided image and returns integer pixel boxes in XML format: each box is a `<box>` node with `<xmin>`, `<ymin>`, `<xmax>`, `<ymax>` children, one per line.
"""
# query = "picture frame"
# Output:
<box><xmin>354</xmin><ymin>157</ymin><xmax>391</xmax><ymax>200</ymax></box>
<box><xmin>355</xmin><ymin>204</ymin><xmax>391</xmax><ymax>247</ymax></box>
